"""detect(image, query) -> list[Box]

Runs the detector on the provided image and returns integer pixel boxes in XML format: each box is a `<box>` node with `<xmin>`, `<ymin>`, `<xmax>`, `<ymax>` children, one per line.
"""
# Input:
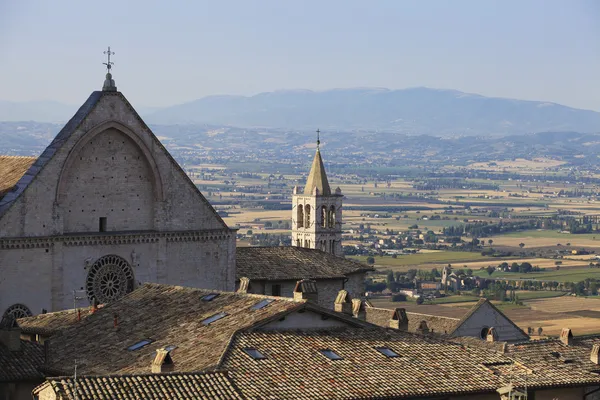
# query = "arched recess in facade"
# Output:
<box><xmin>86</xmin><ymin>254</ymin><xmax>135</xmax><ymax>304</ymax></box>
<box><xmin>2</xmin><ymin>303</ymin><xmax>33</xmax><ymax>320</ymax></box>
<box><xmin>55</xmin><ymin>120</ymin><xmax>164</xmax><ymax>203</ymax></box>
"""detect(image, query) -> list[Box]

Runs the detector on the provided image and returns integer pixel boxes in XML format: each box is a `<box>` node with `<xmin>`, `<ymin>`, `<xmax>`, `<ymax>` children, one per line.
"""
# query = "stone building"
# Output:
<box><xmin>0</xmin><ymin>71</ymin><xmax>236</xmax><ymax>319</ymax></box>
<box><xmin>291</xmin><ymin>136</ymin><xmax>343</xmax><ymax>256</ymax></box>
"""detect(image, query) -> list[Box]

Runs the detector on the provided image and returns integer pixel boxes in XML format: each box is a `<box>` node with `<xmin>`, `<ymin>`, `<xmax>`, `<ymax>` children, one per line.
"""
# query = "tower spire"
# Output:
<box><xmin>102</xmin><ymin>46</ymin><xmax>117</xmax><ymax>92</ymax></box>
<box><xmin>316</xmin><ymin>128</ymin><xmax>320</xmax><ymax>149</ymax></box>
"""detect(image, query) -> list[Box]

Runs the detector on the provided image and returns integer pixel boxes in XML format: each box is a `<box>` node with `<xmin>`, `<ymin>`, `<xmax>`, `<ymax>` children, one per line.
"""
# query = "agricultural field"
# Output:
<box><xmin>487</xmin><ymin>229</ymin><xmax>600</xmax><ymax>249</ymax></box>
<box><xmin>473</xmin><ymin>266</ymin><xmax>600</xmax><ymax>283</ymax></box>
<box><xmin>350</xmin><ymin>251</ymin><xmax>495</xmax><ymax>271</ymax></box>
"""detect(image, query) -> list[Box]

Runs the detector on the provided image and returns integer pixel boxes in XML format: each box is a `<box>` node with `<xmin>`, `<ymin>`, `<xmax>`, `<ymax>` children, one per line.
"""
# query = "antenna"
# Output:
<box><xmin>73</xmin><ymin>359</ymin><xmax>78</xmax><ymax>400</ymax></box>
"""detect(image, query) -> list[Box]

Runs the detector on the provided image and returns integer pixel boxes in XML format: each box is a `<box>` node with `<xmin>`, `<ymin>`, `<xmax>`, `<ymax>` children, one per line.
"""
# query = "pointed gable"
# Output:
<box><xmin>304</xmin><ymin>149</ymin><xmax>331</xmax><ymax>196</ymax></box>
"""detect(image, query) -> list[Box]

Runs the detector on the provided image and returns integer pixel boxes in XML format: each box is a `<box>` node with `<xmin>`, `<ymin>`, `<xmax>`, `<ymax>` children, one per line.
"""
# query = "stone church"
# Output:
<box><xmin>0</xmin><ymin>70</ymin><xmax>236</xmax><ymax>319</ymax></box>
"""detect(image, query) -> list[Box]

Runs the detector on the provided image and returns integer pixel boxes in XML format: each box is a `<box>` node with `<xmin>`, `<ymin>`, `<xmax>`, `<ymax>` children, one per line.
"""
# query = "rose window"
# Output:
<box><xmin>86</xmin><ymin>255</ymin><xmax>134</xmax><ymax>304</ymax></box>
<box><xmin>3</xmin><ymin>303</ymin><xmax>33</xmax><ymax>320</ymax></box>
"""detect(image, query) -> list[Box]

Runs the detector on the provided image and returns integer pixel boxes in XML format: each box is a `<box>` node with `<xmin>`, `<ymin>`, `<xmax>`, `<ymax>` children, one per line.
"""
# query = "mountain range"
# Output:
<box><xmin>2</xmin><ymin>88</ymin><xmax>600</xmax><ymax>136</ymax></box>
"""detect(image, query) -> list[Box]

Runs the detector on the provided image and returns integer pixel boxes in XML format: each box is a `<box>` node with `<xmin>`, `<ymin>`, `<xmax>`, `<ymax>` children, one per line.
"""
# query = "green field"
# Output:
<box><xmin>351</xmin><ymin>251</ymin><xmax>497</xmax><ymax>271</ymax></box>
<box><xmin>501</xmin><ymin>230</ymin><xmax>600</xmax><ymax>240</ymax></box>
<box><xmin>474</xmin><ymin>267</ymin><xmax>600</xmax><ymax>283</ymax></box>
<box><xmin>516</xmin><ymin>291</ymin><xmax>567</xmax><ymax>300</ymax></box>
<box><xmin>424</xmin><ymin>295</ymin><xmax>479</xmax><ymax>304</ymax></box>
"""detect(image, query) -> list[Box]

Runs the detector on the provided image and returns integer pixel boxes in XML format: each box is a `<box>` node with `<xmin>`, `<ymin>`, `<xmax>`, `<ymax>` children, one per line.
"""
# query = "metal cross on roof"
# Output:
<box><xmin>316</xmin><ymin>129</ymin><xmax>321</xmax><ymax>148</ymax></box>
<box><xmin>103</xmin><ymin>46</ymin><xmax>115</xmax><ymax>72</ymax></box>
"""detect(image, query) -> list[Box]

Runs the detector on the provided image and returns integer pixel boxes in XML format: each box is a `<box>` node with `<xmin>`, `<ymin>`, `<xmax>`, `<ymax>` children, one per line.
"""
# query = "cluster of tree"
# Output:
<box><xmin>412</xmin><ymin>178</ymin><xmax>499</xmax><ymax>191</ymax></box>
<box><xmin>263</xmin><ymin>220</ymin><xmax>291</xmax><ymax>229</ymax></box>
<box><xmin>249</xmin><ymin>233</ymin><xmax>291</xmax><ymax>247</ymax></box>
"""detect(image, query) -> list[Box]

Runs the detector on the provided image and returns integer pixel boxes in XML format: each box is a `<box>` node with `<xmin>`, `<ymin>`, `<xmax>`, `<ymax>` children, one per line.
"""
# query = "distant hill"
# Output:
<box><xmin>144</xmin><ymin>87</ymin><xmax>600</xmax><ymax>136</ymax></box>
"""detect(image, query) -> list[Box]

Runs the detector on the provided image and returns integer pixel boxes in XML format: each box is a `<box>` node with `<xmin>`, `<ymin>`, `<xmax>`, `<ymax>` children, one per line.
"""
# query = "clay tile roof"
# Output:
<box><xmin>18</xmin><ymin>308</ymin><xmax>93</xmax><ymax>336</ymax></box>
<box><xmin>220</xmin><ymin>328</ymin><xmax>505</xmax><ymax>399</ymax></box>
<box><xmin>0</xmin><ymin>340</ymin><xmax>45</xmax><ymax>382</ymax></box>
<box><xmin>0</xmin><ymin>155</ymin><xmax>36</xmax><ymax>198</ymax></box>
<box><xmin>33</xmin><ymin>371</ymin><xmax>245</xmax><ymax>400</ymax></box>
<box><xmin>304</xmin><ymin>149</ymin><xmax>331</xmax><ymax>196</ymax></box>
<box><xmin>365</xmin><ymin>306</ymin><xmax>460</xmax><ymax>335</ymax></box>
<box><xmin>236</xmin><ymin>247</ymin><xmax>373</xmax><ymax>281</ymax></box>
<box><xmin>44</xmin><ymin>283</ymin><xmax>305</xmax><ymax>375</ymax></box>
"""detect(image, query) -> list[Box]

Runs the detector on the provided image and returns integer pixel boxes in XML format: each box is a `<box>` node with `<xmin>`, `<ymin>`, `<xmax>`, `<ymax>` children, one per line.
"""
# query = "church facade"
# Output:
<box><xmin>0</xmin><ymin>73</ymin><xmax>236</xmax><ymax>319</ymax></box>
<box><xmin>291</xmin><ymin>143</ymin><xmax>343</xmax><ymax>256</ymax></box>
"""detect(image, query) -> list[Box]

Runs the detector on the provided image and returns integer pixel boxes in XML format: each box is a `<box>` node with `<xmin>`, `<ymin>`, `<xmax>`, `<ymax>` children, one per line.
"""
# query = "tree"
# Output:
<box><xmin>537</xmin><ymin>327</ymin><xmax>543</xmax><ymax>336</ymax></box>
<box><xmin>406</xmin><ymin>269</ymin><xmax>418</xmax><ymax>281</ymax></box>
<box><xmin>466</xmin><ymin>268</ymin><xmax>473</xmax><ymax>277</ymax></box>
<box><xmin>366</xmin><ymin>256</ymin><xmax>375</xmax><ymax>265</ymax></box>
<box><xmin>486</xmin><ymin>265</ymin><xmax>496</xmax><ymax>276</ymax></box>
<box><xmin>519</xmin><ymin>242</ymin><xmax>525</xmax><ymax>249</ymax></box>
<box><xmin>246</xmin><ymin>230</ymin><xmax>253</xmax><ymax>236</ymax></box>
<box><xmin>386</xmin><ymin>271</ymin><xmax>395</xmax><ymax>287</ymax></box>
<box><xmin>416</xmin><ymin>297</ymin><xmax>424</xmax><ymax>305</ymax></box>
<box><xmin>488</xmin><ymin>239</ymin><xmax>493</xmax><ymax>247</ymax></box>
<box><xmin>591</xmin><ymin>282</ymin><xmax>598</xmax><ymax>296</ymax></box>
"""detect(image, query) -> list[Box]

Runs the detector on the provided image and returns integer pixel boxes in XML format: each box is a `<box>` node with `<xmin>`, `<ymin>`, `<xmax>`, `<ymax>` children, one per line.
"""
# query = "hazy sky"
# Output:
<box><xmin>1</xmin><ymin>0</ymin><xmax>599</xmax><ymax>110</ymax></box>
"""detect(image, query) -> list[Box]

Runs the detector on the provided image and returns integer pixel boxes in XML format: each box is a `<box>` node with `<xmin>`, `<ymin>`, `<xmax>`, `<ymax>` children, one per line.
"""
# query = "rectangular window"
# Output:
<box><xmin>251</xmin><ymin>299</ymin><xmax>274</xmax><ymax>310</ymax></box>
<box><xmin>99</xmin><ymin>217</ymin><xmax>107</xmax><ymax>232</ymax></box>
<box><xmin>271</xmin><ymin>284</ymin><xmax>281</xmax><ymax>297</ymax></box>
<box><xmin>375</xmin><ymin>347</ymin><xmax>400</xmax><ymax>358</ymax></box>
<box><xmin>201</xmin><ymin>293</ymin><xmax>219</xmax><ymax>302</ymax></box>
<box><xmin>127</xmin><ymin>339</ymin><xmax>153</xmax><ymax>351</ymax></box>
<box><xmin>202</xmin><ymin>312</ymin><xmax>228</xmax><ymax>326</ymax></box>
<box><xmin>319</xmin><ymin>349</ymin><xmax>343</xmax><ymax>361</ymax></box>
<box><xmin>243</xmin><ymin>348</ymin><xmax>267</xmax><ymax>360</ymax></box>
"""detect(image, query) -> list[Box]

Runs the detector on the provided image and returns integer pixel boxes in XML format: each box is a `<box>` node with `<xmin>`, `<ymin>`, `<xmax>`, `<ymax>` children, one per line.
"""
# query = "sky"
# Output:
<box><xmin>1</xmin><ymin>0</ymin><xmax>599</xmax><ymax>110</ymax></box>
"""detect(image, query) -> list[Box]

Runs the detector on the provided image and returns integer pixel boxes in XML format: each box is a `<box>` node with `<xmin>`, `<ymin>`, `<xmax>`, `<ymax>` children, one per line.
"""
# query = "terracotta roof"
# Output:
<box><xmin>18</xmin><ymin>308</ymin><xmax>94</xmax><ymax>336</ymax></box>
<box><xmin>365</xmin><ymin>306</ymin><xmax>460</xmax><ymax>334</ymax></box>
<box><xmin>0</xmin><ymin>339</ymin><xmax>45</xmax><ymax>382</ymax></box>
<box><xmin>220</xmin><ymin>328</ymin><xmax>505</xmax><ymax>399</ymax></box>
<box><xmin>43</xmin><ymin>283</ymin><xmax>366</xmax><ymax>375</ymax></box>
<box><xmin>236</xmin><ymin>246</ymin><xmax>373</xmax><ymax>281</ymax></box>
<box><xmin>33</xmin><ymin>371</ymin><xmax>244</xmax><ymax>400</ymax></box>
<box><xmin>304</xmin><ymin>149</ymin><xmax>331</xmax><ymax>196</ymax></box>
<box><xmin>0</xmin><ymin>155</ymin><xmax>36</xmax><ymax>198</ymax></box>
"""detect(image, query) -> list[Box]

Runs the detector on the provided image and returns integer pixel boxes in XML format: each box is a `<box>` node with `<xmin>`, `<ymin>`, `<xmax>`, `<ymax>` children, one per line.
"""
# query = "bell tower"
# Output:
<box><xmin>292</xmin><ymin>130</ymin><xmax>343</xmax><ymax>256</ymax></box>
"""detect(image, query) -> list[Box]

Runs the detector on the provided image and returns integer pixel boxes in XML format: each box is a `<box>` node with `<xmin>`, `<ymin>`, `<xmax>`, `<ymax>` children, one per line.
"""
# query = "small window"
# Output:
<box><xmin>252</xmin><ymin>299</ymin><xmax>274</xmax><ymax>310</ymax></box>
<box><xmin>165</xmin><ymin>345</ymin><xmax>177</xmax><ymax>352</ymax></box>
<box><xmin>202</xmin><ymin>312</ymin><xmax>228</xmax><ymax>326</ymax></box>
<box><xmin>202</xmin><ymin>293</ymin><xmax>219</xmax><ymax>302</ymax></box>
<box><xmin>375</xmin><ymin>347</ymin><xmax>399</xmax><ymax>358</ymax></box>
<box><xmin>243</xmin><ymin>348</ymin><xmax>267</xmax><ymax>360</ymax></box>
<box><xmin>99</xmin><ymin>217</ymin><xmax>107</xmax><ymax>232</ymax></box>
<box><xmin>127</xmin><ymin>339</ymin><xmax>153</xmax><ymax>351</ymax></box>
<box><xmin>319</xmin><ymin>349</ymin><xmax>343</xmax><ymax>361</ymax></box>
<box><xmin>271</xmin><ymin>284</ymin><xmax>281</xmax><ymax>297</ymax></box>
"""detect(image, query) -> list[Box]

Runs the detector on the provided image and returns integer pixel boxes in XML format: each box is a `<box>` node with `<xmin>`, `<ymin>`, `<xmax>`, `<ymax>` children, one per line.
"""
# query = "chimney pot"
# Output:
<box><xmin>351</xmin><ymin>299</ymin><xmax>366</xmax><ymax>320</ymax></box>
<box><xmin>486</xmin><ymin>327</ymin><xmax>499</xmax><ymax>342</ymax></box>
<box><xmin>591</xmin><ymin>344</ymin><xmax>600</xmax><ymax>364</ymax></box>
<box><xmin>237</xmin><ymin>277</ymin><xmax>250</xmax><ymax>294</ymax></box>
<box><xmin>152</xmin><ymin>348</ymin><xmax>174</xmax><ymax>373</ymax></box>
<box><xmin>293</xmin><ymin>279</ymin><xmax>318</xmax><ymax>304</ymax></box>
<box><xmin>560</xmin><ymin>328</ymin><xmax>573</xmax><ymax>346</ymax></box>
<box><xmin>388</xmin><ymin>308</ymin><xmax>409</xmax><ymax>331</ymax></box>
<box><xmin>334</xmin><ymin>290</ymin><xmax>352</xmax><ymax>315</ymax></box>
<box><xmin>416</xmin><ymin>320</ymin><xmax>430</xmax><ymax>335</ymax></box>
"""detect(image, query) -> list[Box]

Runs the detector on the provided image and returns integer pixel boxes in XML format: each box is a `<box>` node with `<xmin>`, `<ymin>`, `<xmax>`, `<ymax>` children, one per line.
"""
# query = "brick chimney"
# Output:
<box><xmin>152</xmin><ymin>348</ymin><xmax>174</xmax><ymax>373</ymax></box>
<box><xmin>0</xmin><ymin>316</ymin><xmax>22</xmax><ymax>352</ymax></box>
<box><xmin>486</xmin><ymin>327</ymin><xmax>499</xmax><ymax>342</ymax></box>
<box><xmin>352</xmin><ymin>299</ymin><xmax>366</xmax><ymax>320</ymax></box>
<box><xmin>237</xmin><ymin>277</ymin><xmax>250</xmax><ymax>294</ymax></box>
<box><xmin>389</xmin><ymin>308</ymin><xmax>409</xmax><ymax>331</ymax></box>
<box><xmin>334</xmin><ymin>290</ymin><xmax>352</xmax><ymax>315</ymax></box>
<box><xmin>293</xmin><ymin>279</ymin><xmax>318</xmax><ymax>304</ymax></box>
<box><xmin>560</xmin><ymin>328</ymin><xmax>573</xmax><ymax>346</ymax></box>
<box><xmin>591</xmin><ymin>344</ymin><xmax>600</xmax><ymax>364</ymax></box>
<box><xmin>416</xmin><ymin>320</ymin><xmax>430</xmax><ymax>335</ymax></box>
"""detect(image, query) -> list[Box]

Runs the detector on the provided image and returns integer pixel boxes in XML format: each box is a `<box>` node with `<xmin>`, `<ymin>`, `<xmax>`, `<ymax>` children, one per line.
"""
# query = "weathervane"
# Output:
<box><xmin>103</xmin><ymin>46</ymin><xmax>115</xmax><ymax>72</ymax></box>
<box><xmin>316</xmin><ymin>129</ymin><xmax>321</xmax><ymax>149</ymax></box>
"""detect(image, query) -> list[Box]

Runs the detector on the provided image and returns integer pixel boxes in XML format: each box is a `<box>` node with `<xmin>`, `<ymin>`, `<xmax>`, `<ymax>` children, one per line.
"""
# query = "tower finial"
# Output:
<box><xmin>316</xmin><ymin>129</ymin><xmax>321</xmax><ymax>149</ymax></box>
<box><xmin>102</xmin><ymin>46</ymin><xmax>117</xmax><ymax>92</ymax></box>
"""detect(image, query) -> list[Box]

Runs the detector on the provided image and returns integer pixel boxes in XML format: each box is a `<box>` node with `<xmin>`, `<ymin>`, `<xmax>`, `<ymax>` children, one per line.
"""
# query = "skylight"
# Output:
<box><xmin>375</xmin><ymin>347</ymin><xmax>400</xmax><ymax>358</ymax></box>
<box><xmin>202</xmin><ymin>312</ymin><xmax>228</xmax><ymax>325</ymax></box>
<box><xmin>165</xmin><ymin>345</ymin><xmax>177</xmax><ymax>352</ymax></box>
<box><xmin>127</xmin><ymin>339</ymin><xmax>153</xmax><ymax>351</ymax></box>
<box><xmin>319</xmin><ymin>349</ymin><xmax>343</xmax><ymax>361</ymax></box>
<box><xmin>243</xmin><ymin>347</ymin><xmax>267</xmax><ymax>360</ymax></box>
<box><xmin>251</xmin><ymin>299</ymin><xmax>274</xmax><ymax>310</ymax></box>
<box><xmin>202</xmin><ymin>293</ymin><xmax>219</xmax><ymax>302</ymax></box>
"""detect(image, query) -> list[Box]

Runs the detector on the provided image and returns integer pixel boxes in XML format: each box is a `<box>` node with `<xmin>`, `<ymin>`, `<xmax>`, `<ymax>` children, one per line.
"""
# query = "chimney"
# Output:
<box><xmin>487</xmin><ymin>327</ymin><xmax>499</xmax><ymax>342</ymax></box>
<box><xmin>352</xmin><ymin>299</ymin><xmax>366</xmax><ymax>320</ymax></box>
<box><xmin>591</xmin><ymin>344</ymin><xmax>600</xmax><ymax>364</ymax></box>
<box><xmin>560</xmin><ymin>328</ymin><xmax>573</xmax><ymax>346</ymax></box>
<box><xmin>152</xmin><ymin>348</ymin><xmax>174</xmax><ymax>373</ymax></box>
<box><xmin>0</xmin><ymin>316</ymin><xmax>22</xmax><ymax>352</ymax></box>
<box><xmin>334</xmin><ymin>290</ymin><xmax>352</xmax><ymax>315</ymax></box>
<box><xmin>416</xmin><ymin>320</ymin><xmax>430</xmax><ymax>335</ymax></box>
<box><xmin>293</xmin><ymin>279</ymin><xmax>318</xmax><ymax>304</ymax></box>
<box><xmin>91</xmin><ymin>298</ymin><xmax>99</xmax><ymax>314</ymax></box>
<box><xmin>237</xmin><ymin>277</ymin><xmax>250</xmax><ymax>294</ymax></box>
<box><xmin>389</xmin><ymin>308</ymin><xmax>409</xmax><ymax>331</ymax></box>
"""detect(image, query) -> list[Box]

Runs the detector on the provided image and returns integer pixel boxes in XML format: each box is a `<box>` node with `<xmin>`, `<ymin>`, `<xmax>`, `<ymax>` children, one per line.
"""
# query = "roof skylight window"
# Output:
<box><xmin>375</xmin><ymin>347</ymin><xmax>400</xmax><ymax>358</ymax></box>
<box><xmin>251</xmin><ymin>299</ymin><xmax>274</xmax><ymax>310</ymax></box>
<box><xmin>202</xmin><ymin>312</ymin><xmax>228</xmax><ymax>326</ymax></box>
<box><xmin>202</xmin><ymin>293</ymin><xmax>219</xmax><ymax>302</ymax></box>
<box><xmin>243</xmin><ymin>348</ymin><xmax>267</xmax><ymax>360</ymax></box>
<box><xmin>165</xmin><ymin>345</ymin><xmax>177</xmax><ymax>352</ymax></box>
<box><xmin>319</xmin><ymin>349</ymin><xmax>343</xmax><ymax>360</ymax></box>
<box><xmin>127</xmin><ymin>339</ymin><xmax>153</xmax><ymax>351</ymax></box>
